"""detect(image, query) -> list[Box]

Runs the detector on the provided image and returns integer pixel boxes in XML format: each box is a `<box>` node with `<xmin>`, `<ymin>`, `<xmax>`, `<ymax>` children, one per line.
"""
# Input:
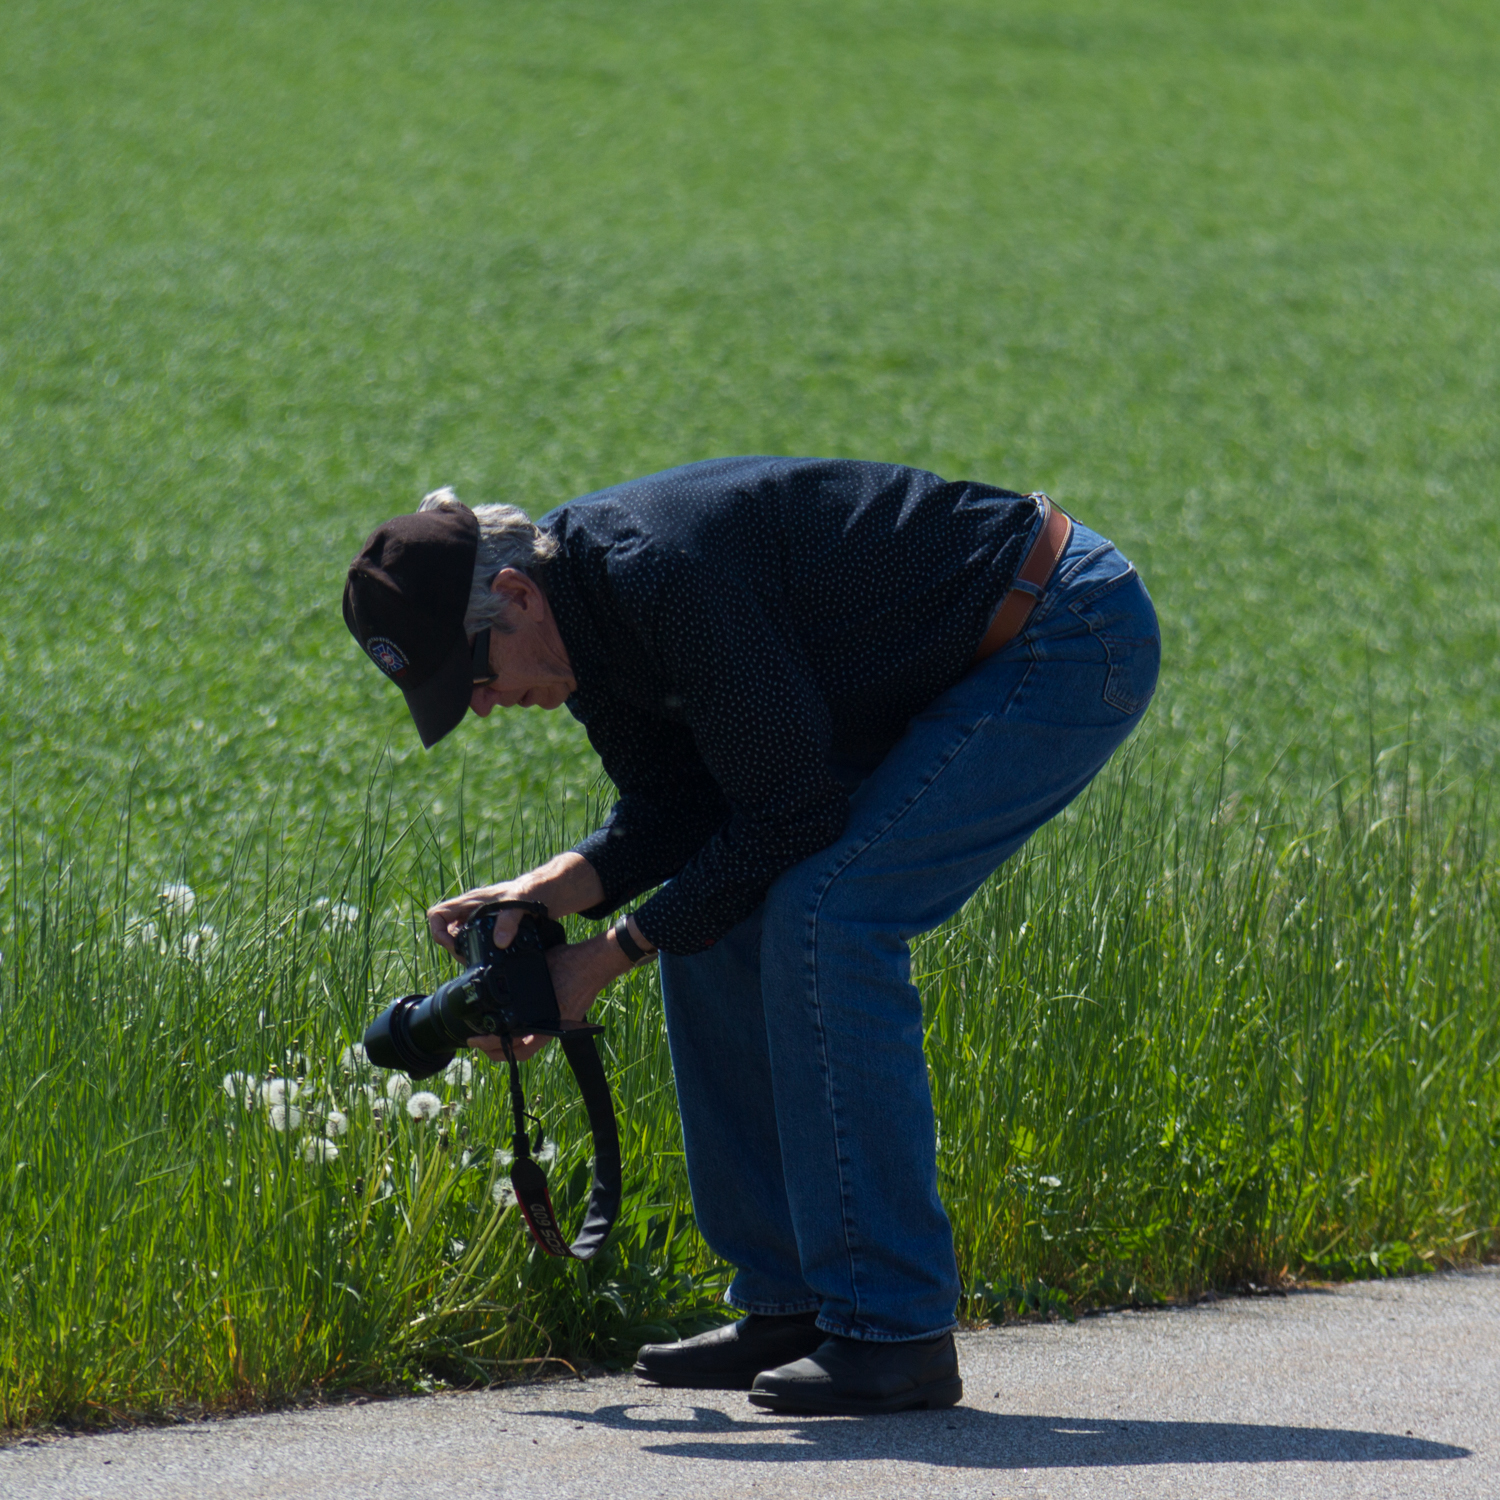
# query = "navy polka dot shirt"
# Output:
<box><xmin>537</xmin><ymin>457</ymin><xmax>1037</xmax><ymax>954</ymax></box>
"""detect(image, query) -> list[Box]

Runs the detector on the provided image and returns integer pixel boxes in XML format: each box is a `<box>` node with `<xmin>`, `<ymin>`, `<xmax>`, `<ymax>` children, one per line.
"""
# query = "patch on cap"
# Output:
<box><xmin>367</xmin><ymin>636</ymin><xmax>410</xmax><ymax>678</ymax></box>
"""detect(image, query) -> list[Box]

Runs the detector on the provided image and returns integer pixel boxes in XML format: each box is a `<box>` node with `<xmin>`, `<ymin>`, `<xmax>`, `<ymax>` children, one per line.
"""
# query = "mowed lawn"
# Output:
<box><xmin>1</xmin><ymin>0</ymin><xmax>1497</xmax><ymax>1427</ymax></box>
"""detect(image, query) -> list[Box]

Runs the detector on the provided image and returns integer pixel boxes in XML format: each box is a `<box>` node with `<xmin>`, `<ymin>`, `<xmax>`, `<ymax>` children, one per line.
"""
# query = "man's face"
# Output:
<box><xmin>467</xmin><ymin>569</ymin><xmax>576</xmax><ymax>716</ymax></box>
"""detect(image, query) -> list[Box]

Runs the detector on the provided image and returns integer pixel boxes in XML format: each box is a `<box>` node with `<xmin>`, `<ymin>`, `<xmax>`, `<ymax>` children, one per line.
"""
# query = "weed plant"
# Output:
<box><xmin>3</xmin><ymin>749</ymin><xmax>1494</xmax><ymax>1429</ymax></box>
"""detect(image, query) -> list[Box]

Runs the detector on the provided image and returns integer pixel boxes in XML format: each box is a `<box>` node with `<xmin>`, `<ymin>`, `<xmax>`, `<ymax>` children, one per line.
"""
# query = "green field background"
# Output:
<box><xmin>4</xmin><ymin>0</ymin><xmax>1498</xmax><ymax>860</ymax></box>
<box><xmin>2</xmin><ymin>0</ymin><xmax>1497</xmax><ymax>1426</ymax></box>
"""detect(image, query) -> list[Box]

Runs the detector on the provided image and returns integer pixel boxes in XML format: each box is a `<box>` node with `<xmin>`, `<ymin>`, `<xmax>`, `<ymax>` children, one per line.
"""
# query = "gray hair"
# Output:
<box><xmin>417</xmin><ymin>487</ymin><xmax>558</xmax><ymax>635</ymax></box>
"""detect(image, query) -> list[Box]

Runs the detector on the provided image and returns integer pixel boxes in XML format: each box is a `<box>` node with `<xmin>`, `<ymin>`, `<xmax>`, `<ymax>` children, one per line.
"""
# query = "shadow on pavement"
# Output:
<box><xmin>521</xmin><ymin>1403</ymin><xmax>1470</xmax><ymax>1469</ymax></box>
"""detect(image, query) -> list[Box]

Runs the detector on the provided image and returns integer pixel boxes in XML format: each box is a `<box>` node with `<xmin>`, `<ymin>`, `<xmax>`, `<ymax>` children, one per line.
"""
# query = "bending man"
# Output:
<box><xmin>342</xmin><ymin>455</ymin><xmax>1160</xmax><ymax>1415</ymax></box>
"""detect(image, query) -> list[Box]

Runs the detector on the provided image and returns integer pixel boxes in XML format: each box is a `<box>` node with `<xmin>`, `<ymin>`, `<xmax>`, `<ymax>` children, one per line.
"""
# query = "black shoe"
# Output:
<box><xmin>634</xmin><ymin>1313</ymin><xmax>826</xmax><ymax>1390</ymax></box>
<box><xmin>748</xmin><ymin>1331</ymin><xmax>962</xmax><ymax>1415</ymax></box>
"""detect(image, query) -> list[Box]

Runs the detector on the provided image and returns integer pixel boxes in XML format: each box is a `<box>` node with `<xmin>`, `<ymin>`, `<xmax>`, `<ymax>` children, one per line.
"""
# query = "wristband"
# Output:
<box><xmin>611</xmin><ymin>919</ymin><xmax>655</xmax><ymax>966</ymax></box>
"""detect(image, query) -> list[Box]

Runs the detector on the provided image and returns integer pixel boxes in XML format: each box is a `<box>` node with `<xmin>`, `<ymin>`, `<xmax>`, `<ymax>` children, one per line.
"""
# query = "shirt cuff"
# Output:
<box><xmin>572</xmin><ymin>825</ymin><xmax>644</xmax><ymax>919</ymax></box>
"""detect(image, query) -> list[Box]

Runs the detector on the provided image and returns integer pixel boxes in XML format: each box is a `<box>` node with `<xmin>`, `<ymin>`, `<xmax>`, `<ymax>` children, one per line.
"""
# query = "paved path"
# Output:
<box><xmin>3</xmin><ymin>1268</ymin><xmax>1495</xmax><ymax>1499</ymax></box>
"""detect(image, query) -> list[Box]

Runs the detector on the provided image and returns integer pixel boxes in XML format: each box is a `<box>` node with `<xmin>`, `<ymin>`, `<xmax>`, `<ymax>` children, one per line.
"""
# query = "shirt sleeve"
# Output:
<box><xmin>571</xmin><ymin>697</ymin><xmax>730</xmax><ymax>918</ymax></box>
<box><xmin>613</xmin><ymin>558</ymin><xmax>851</xmax><ymax>953</ymax></box>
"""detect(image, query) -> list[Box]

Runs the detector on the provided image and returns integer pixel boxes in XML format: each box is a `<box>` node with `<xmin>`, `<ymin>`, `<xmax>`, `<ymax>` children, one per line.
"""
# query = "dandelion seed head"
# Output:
<box><xmin>126</xmin><ymin>918</ymin><xmax>161</xmax><ymax>951</ymax></box>
<box><xmin>302</xmin><ymin>1137</ymin><xmax>340</xmax><ymax>1164</ymax></box>
<box><xmin>385</xmin><ymin>1075</ymin><xmax>412</xmax><ymax>1104</ymax></box>
<box><xmin>314</xmin><ymin>897</ymin><xmax>361</xmax><ymax>930</ymax></box>
<box><xmin>534</xmin><ymin>1139</ymin><xmax>558</xmax><ymax>1165</ymax></box>
<box><xmin>491</xmin><ymin>1180</ymin><xmax>518</xmax><ymax>1208</ymax></box>
<box><xmin>1040</xmin><ymin>1175</ymin><xmax>1063</xmax><ymax>1188</ymax></box>
<box><xmin>261</xmin><ymin>1078</ymin><xmax>300</xmax><ymax>1106</ymax></box>
<box><xmin>340</xmin><ymin>1044</ymin><xmax>369</xmax><ymax>1072</ymax></box>
<box><xmin>443</xmin><ymin>1056</ymin><xmax>474</xmax><ymax>1087</ymax></box>
<box><xmin>222</xmin><ymin>1071</ymin><xmax>257</xmax><ymax>1107</ymax></box>
<box><xmin>325</xmin><ymin>1110</ymin><xmax>349</xmax><ymax>1138</ymax></box>
<box><xmin>406</xmin><ymin>1091</ymin><xmax>441</xmax><ymax>1121</ymax></box>
<box><xmin>269</xmin><ymin>1104</ymin><xmax>303</xmax><ymax>1132</ymax></box>
<box><xmin>158</xmin><ymin>883</ymin><xmax>197</xmax><ymax>918</ymax></box>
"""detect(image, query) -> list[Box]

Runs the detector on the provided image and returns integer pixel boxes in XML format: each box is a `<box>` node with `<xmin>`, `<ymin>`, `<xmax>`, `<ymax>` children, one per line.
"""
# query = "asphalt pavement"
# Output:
<box><xmin>3</xmin><ymin>1267</ymin><xmax>1495</xmax><ymax>1500</ymax></box>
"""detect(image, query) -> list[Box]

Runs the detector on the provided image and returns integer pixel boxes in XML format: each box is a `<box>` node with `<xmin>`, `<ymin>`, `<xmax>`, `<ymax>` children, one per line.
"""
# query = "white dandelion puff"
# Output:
<box><xmin>1039</xmin><ymin>1175</ymin><xmax>1063</xmax><ymax>1188</ymax></box>
<box><xmin>534</xmin><ymin>1138</ymin><xmax>557</xmax><ymax>1165</ymax></box>
<box><xmin>313</xmin><ymin>898</ymin><xmax>361</xmax><ymax>930</ymax></box>
<box><xmin>384</xmin><ymin>1075</ymin><xmax>412</xmax><ymax>1104</ymax></box>
<box><xmin>491</xmin><ymin>1180</ymin><xmax>518</xmax><ymax>1209</ymax></box>
<box><xmin>158</xmin><ymin>883</ymin><xmax>197</xmax><ymax>918</ymax></box>
<box><xmin>340</xmin><ymin>1044</ymin><xmax>369</xmax><ymax>1072</ymax></box>
<box><xmin>406</xmin><ymin>1091</ymin><xmax>442</xmax><ymax>1122</ymax></box>
<box><xmin>126</xmin><ymin>917</ymin><xmax>161</xmax><ymax>951</ymax></box>
<box><xmin>302</xmin><ymin>1137</ymin><xmax>340</xmax><ymax>1164</ymax></box>
<box><xmin>260</xmin><ymin>1078</ymin><xmax>301</xmax><ymax>1106</ymax></box>
<box><xmin>443</xmin><ymin>1056</ymin><xmax>474</xmax><ymax>1087</ymax></box>
<box><xmin>324</xmin><ymin>1110</ymin><xmax>349</xmax><ymax>1138</ymax></box>
<box><xmin>190</xmin><ymin>924</ymin><xmax>220</xmax><ymax>960</ymax></box>
<box><xmin>222</xmin><ymin>1071</ymin><xmax>257</xmax><ymax>1107</ymax></box>
<box><xmin>269</xmin><ymin>1104</ymin><xmax>303</xmax><ymax>1132</ymax></box>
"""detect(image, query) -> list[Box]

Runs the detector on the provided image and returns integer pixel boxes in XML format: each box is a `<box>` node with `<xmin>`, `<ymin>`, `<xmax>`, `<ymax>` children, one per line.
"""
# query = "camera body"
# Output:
<box><xmin>363</xmin><ymin>903</ymin><xmax>587</xmax><ymax>1079</ymax></box>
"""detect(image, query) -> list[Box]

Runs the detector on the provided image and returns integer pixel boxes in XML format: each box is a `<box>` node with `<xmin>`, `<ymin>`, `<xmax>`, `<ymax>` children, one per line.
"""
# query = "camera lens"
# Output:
<box><xmin>364</xmin><ymin>966</ymin><xmax>501</xmax><ymax>1079</ymax></box>
<box><xmin>364</xmin><ymin>995</ymin><xmax>454</xmax><ymax>1080</ymax></box>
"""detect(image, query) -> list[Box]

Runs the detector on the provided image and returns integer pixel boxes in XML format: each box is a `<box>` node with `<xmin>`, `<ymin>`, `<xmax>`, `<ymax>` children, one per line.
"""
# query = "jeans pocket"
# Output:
<box><xmin>1068</xmin><ymin>569</ymin><xmax>1162</xmax><ymax>717</ymax></box>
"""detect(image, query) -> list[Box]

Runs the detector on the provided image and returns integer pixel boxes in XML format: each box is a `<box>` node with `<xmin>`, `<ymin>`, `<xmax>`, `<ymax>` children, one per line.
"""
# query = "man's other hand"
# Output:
<box><xmin>465</xmin><ymin>930</ymin><xmax>635</xmax><ymax>1063</ymax></box>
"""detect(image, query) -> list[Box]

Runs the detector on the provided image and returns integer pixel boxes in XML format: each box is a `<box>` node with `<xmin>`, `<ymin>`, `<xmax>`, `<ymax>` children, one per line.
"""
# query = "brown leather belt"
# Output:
<box><xmin>972</xmin><ymin>494</ymin><xmax>1074</xmax><ymax>665</ymax></box>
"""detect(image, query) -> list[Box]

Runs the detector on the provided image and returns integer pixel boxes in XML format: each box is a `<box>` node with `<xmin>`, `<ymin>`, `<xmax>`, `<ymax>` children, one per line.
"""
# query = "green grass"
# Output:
<box><xmin>1</xmin><ymin>789</ymin><xmax>730</xmax><ymax>1425</ymax></box>
<box><xmin>1</xmin><ymin>0</ymin><xmax>1497</xmax><ymax>1430</ymax></box>
<box><xmin>3</xmin><ymin>754</ymin><xmax>1494</xmax><ymax>1427</ymax></box>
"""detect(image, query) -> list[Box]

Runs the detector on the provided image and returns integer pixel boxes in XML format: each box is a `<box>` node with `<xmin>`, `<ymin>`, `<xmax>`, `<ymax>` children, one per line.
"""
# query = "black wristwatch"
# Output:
<box><xmin>611</xmin><ymin>918</ymin><xmax>656</xmax><ymax>967</ymax></box>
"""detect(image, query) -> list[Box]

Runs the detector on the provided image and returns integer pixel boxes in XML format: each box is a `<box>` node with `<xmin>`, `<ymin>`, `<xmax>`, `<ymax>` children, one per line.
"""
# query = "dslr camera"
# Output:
<box><xmin>363</xmin><ymin>901</ymin><xmax>598</xmax><ymax>1079</ymax></box>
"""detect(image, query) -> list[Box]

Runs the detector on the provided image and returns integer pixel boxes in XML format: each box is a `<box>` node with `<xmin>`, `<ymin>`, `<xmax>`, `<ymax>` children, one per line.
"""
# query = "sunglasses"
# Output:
<box><xmin>470</xmin><ymin>627</ymin><xmax>496</xmax><ymax>686</ymax></box>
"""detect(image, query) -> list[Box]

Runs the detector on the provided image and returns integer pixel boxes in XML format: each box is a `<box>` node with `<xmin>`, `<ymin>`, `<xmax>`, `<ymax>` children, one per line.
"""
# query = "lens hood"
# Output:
<box><xmin>364</xmin><ymin>994</ymin><xmax>455</xmax><ymax>1079</ymax></box>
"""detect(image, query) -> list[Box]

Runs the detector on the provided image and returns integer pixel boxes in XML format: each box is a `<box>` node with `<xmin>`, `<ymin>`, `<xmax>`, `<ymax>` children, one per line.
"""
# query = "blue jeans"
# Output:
<box><xmin>658</xmin><ymin>521</ymin><xmax>1160</xmax><ymax>1341</ymax></box>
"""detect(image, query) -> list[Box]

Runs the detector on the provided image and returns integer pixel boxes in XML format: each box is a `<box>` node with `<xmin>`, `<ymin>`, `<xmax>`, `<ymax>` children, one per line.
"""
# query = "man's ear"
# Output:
<box><xmin>490</xmin><ymin>567</ymin><xmax>543</xmax><ymax>619</ymax></box>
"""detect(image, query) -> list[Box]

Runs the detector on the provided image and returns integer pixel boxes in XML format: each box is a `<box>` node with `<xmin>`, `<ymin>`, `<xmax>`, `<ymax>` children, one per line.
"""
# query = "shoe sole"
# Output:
<box><xmin>747</xmin><ymin>1376</ymin><xmax>963</xmax><ymax>1416</ymax></box>
<box><xmin>632</xmin><ymin>1363</ymin><xmax>760</xmax><ymax>1391</ymax></box>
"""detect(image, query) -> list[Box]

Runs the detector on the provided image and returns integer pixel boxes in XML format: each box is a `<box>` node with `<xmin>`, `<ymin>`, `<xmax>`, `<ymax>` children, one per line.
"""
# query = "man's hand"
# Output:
<box><xmin>466</xmin><ymin>931</ymin><xmax>636</xmax><ymax>1063</ymax></box>
<box><xmin>425</xmin><ymin>851</ymin><xmax>607</xmax><ymax>954</ymax></box>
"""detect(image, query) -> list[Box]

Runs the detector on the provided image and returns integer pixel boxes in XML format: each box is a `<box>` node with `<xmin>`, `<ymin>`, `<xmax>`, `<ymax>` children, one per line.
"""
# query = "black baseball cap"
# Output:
<box><xmin>343</xmin><ymin>505</ymin><xmax>479</xmax><ymax>748</ymax></box>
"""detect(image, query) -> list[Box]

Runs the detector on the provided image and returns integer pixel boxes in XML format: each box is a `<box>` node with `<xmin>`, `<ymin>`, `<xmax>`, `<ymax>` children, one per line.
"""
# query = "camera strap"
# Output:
<box><xmin>501</xmin><ymin>1029</ymin><xmax>621</xmax><ymax>1260</ymax></box>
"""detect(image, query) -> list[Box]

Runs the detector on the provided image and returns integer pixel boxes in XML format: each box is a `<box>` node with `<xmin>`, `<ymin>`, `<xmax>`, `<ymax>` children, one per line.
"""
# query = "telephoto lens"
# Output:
<box><xmin>362</xmin><ymin>968</ymin><xmax>493</xmax><ymax>1079</ymax></box>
